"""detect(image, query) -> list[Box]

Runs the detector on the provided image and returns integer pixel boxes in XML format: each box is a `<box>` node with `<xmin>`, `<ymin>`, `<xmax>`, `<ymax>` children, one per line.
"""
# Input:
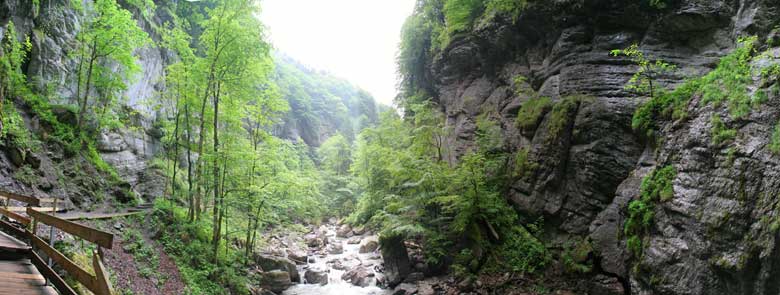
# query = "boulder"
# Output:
<box><xmin>304</xmin><ymin>268</ymin><xmax>329</xmax><ymax>285</ymax></box>
<box><xmin>380</xmin><ymin>234</ymin><xmax>411</xmax><ymax>287</ymax></box>
<box><xmin>286</xmin><ymin>249</ymin><xmax>307</xmax><ymax>265</ymax></box>
<box><xmin>347</xmin><ymin>236</ymin><xmax>362</xmax><ymax>244</ymax></box>
<box><xmin>259</xmin><ymin>270</ymin><xmax>291</xmax><ymax>293</ymax></box>
<box><xmin>352</xmin><ymin>225</ymin><xmax>367</xmax><ymax>235</ymax></box>
<box><xmin>359</xmin><ymin>237</ymin><xmax>379</xmax><ymax>253</ymax></box>
<box><xmin>336</xmin><ymin>224</ymin><xmax>353</xmax><ymax>238</ymax></box>
<box><xmin>6</xmin><ymin>146</ymin><xmax>25</xmax><ymax>167</ymax></box>
<box><xmin>393</xmin><ymin>283</ymin><xmax>418</xmax><ymax>295</ymax></box>
<box><xmin>328</xmin><ymin>243</ymin><xmax>344</xmax><ymax>255</ymax></box>
<box><xmin>305</xmin><ymin>234</ymin><xmax>325</xmax><ymax>248</ymax></box>
<box><xmin>404</xmin><ymin>272</ymin><xmax>424</xmax><ymax>283</ymax></box>
<box><xmin>341</xmin><ymin>266</ymin><xmax>374</xmax><ymax>287</ymax></box>
<box><xmin>254</xmin><ymin>254</ymin><xmax>300</xmax><ymax>283</ymax></box>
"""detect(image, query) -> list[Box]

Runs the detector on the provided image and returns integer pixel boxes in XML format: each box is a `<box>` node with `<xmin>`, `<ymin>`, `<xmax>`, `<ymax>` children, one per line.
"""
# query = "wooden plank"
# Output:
<box><xmin>0</xmin><ymin>229</ymin><xmax>30</xmax><ymax>252</ymax></box>
<box><xmin>0</xmin><ymin>190</ymin><xmax>40</xmax><ymax>207</ymax></box>
<box><xmin>92</xmin><ymin>250</ymin><xmax>113</xmax><ymax>295</ymax></box>
<box><xmin>0</xmin><ymin>219</ymin><xmax>25</xmax><ymax>237</ymax></box>
<box><xmin>0</xmin><ymin>206</ymin><xmax>32</xmax><ymax>225</ymax></box>
<box><xmin>28</xmin><ymin>232</ymin><xmax>98</xmax><ymax>293</ymax></box>
<box><xmin>28</xmin><ymin>249</ymin><xmax>78</xmax><ymax>295</ymax></box>
<box><xmin>61</xmin><ymin>210</ymin><xmax>145</xmax><ymax>221</ymax></box>
<box><xmin>8</xmin><ymin>207</ymin><xmax>56</xmax><ymax>213</ymax></box>
<box><xmin>27</xmin><ymin>208</ymin><xmax>114</xmax><ymax>249</ymax></box>
<box><xmin>0</xmin><ymin>271</ymin><xmax>45</xmax><ymax>280</ymax></box>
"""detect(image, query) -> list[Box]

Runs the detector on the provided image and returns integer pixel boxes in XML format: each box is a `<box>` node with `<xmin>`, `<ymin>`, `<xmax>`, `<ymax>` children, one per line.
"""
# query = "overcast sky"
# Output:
<box><xmin>261</xmin><ymin>0</ymin><xmax>416</xmax><ymax>107</ymax></box>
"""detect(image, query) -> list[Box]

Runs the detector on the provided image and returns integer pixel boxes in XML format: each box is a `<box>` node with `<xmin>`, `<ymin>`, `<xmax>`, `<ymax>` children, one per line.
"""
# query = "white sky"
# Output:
<box><xmin>260</xmin><ymin>0</ymin><xmax>416</xmax><ymax>107</ymax></box>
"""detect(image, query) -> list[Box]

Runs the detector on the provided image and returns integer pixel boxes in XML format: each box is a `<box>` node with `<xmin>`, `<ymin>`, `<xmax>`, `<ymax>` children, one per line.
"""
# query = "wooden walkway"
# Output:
<box><xmin>0</xmin><ymin>231</ymin><xmax>57</xmax><ymax>295</ymax></box>
<box><xmin>0</xmin><ymin>190</ymin><xmax>116</xmax><ymax>295</ymax></box>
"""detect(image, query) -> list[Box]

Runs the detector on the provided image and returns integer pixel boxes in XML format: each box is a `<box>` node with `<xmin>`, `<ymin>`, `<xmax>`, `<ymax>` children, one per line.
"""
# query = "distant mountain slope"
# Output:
<box><xmin>272</xmin><ymin>54</ymin><xmax>382</xmax><ymax>146</ymax></box>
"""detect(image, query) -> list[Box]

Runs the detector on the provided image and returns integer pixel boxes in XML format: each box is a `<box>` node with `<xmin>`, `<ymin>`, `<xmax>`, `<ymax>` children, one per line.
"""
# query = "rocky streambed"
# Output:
<box><xmin>250</xmin><ymin>221</ymin><xmax>401</xmax><ymax>295</ymax></box>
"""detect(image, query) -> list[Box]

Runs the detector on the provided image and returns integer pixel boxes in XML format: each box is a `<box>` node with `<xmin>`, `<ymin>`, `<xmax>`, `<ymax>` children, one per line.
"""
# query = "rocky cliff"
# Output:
<box><xmin>0</xmin><ymin>0</ymin><xmax>171</xmax><ymax>208</ymax></box>
<box><xmin>422</xmin><ymin>0</ymin><xmax>780</xmax><ymax>294</ymax></box>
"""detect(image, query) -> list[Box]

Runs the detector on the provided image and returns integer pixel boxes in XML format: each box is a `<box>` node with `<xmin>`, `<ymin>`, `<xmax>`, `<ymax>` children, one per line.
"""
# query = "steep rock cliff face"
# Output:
<box><xmin>0</xmin><ymin>0</ymin><xmax>169</xmax><ymax>206</ymax></box>
<box><xmin>428</xmin><ymin>0</ymin><xmax>780</xmax><ymax>293</ymax></box>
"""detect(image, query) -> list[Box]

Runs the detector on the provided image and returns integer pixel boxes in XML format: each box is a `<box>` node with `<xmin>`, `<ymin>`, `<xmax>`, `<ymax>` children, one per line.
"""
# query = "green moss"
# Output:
<box><xmin>547</xmin><ymin>96</ymin><xmax>581</xmax><ymax>142</ymax></box>
<box><xmin>710</xmin><ymin>115</ymin><xmax>736</xmax><ymax>145</ymax></box>
<box><xmin>515</xmin><ymin>96</ymin><xmax>552</xmax><ymax>133</ymax></box>
<box><xmin>514</xmin><ymin>147</ymin><xmax>538</xmax><ymax>178</ymax></box>
<box><xmin>770</xmin><ymin>122</ymin><xmax>780</xmax><ymax>155</ymax></box>
<box><xmin>624</xmin><ymin>165</ymin><xmax>677</xmax><ymax>257</ymax></box>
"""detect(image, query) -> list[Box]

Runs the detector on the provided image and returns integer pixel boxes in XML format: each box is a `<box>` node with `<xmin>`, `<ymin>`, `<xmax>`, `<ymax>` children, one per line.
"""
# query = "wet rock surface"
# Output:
<box><xmin>419</xmin><ymin>0</ymin><xmax>780</xmax><ymax>293</ymax></box>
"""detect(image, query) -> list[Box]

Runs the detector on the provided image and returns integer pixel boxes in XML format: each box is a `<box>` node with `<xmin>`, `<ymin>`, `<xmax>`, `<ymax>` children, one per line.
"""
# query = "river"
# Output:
<box><xmin>282</xmin><ymin>224</ymin><xmax>391</xmax><ymax>295</ymax></box>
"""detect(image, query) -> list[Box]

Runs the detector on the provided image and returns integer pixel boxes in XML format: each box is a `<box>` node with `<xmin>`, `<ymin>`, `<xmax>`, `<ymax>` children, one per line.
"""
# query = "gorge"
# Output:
<box><xmin>2</xmin><ymin>0</ymin><xmax>780</xmax><ymax>294</ymax></box>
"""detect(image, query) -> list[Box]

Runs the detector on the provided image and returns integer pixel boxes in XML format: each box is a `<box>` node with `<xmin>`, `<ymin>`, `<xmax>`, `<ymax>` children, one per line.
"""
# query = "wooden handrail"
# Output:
<box><xmin>28</xmin><ymin>248</ymin><xmax>78</xmax><ymax>295</ymax></box>
<box><xmin>0</xmin><ymin>190</ymin><xmax>41</xmax><ymax>207</ymax></box>
<box><xmin>28</xmin><ymin>232</ymin><xmax>98</xmax><ymax>292</ymax></box>
<box><xmin>27</xmin><ymin>208</ymin><xmax>113</xmax><ymax>249</ymax></box>
<box><xmin>0</xmin><ymin>207</ymin><xmax>31</xmax><ymax>226</ymax></box>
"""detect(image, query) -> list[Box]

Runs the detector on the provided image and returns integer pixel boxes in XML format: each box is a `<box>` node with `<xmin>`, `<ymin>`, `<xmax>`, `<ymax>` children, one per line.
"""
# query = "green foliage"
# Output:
<box><xmin>484</xmin><ymin>0</ymin><xmax>528</xmax><ymax>22</ymax></box>
<box><xmin>152</xmin><ymin>200</ymin><xmax>248</xmax><ymax>294</ymax></box>
<box><xmin>561</xmin><ymin>238</ymin><xmax>593</xmax><ymax>274</ymax></box>
<box><xmin>649</xmin><ymin>0</ymin><xmax>667</xmax><ymax>9</ymax></box>
<box><xmin>515</xmin><ymin>96</ymin><xmax>551</xmax><ymax>134</ymax></box>
<box><xmin>624</xmin><ymin>165</ymin><xmax>676</xmax><ymax>258</ymax></box>
<box><xmin>611</xmin><ymin>44</ymin><xmax>676</xmax><ymax>98</ymax></box>
<box><xmin>122</xmin><ymin>228</ymin><xmax>162</xmax><ymax>280</ymax></box>
<box><xmin>699</xmin><ymin>36</ymin><xmax>758</xmax><ymax>118</ymax></box>
<box><xmin>443</xmin><ymin>0</ymin><xmax>484</xmax><ymax>38</ymax></box>
<box><xmin>317</xmin><ymin>133</ymin><xmax>352</xmax><ymax>175</ymax></box>
<box><xmin>770</xmin><ymin>122</ymin><xmax>780</xmax><ymax>155</ymax></box>
<box><xmin>710</xmin><ymin>115</ymin><xmax>736</xmax><ymax>145</ymax></box>
<box><xmin>74</xmin><ymin>0</ymin><xmax>151</xmax><ymax>131</ymax></box>
<box><xmin>630</xmin><ymin>37</ymin><xmax>763</xmax><ymax>138</ymax></box>
<box><xmin>514</xmin><ymin>147</ymin><xmax>537</xmax><ymax>178</ymax></box>
<box><xmin>274</xmin><ymin>55</ymin><xmax>378</xmax><ymax>142</ymax></box>
<box><xmin>349</xmin><ymin>109</ymin><xmax>549</xmax><ymax>276</ymax></box>
<box><xmin>547</xmin><ymin>95</ymin><xmax>582</xmax><ymax>142</ymax></box>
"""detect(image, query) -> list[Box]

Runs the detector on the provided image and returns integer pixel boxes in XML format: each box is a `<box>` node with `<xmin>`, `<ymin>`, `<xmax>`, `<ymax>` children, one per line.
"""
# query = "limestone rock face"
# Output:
<box><xmin>422</xmin><ymin>0</ymin><xmax>780</xmax><ymax>294</ymax></box>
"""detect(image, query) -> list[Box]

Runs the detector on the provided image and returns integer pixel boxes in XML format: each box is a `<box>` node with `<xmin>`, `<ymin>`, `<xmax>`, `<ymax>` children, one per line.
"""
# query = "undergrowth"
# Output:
<box><xmin>152</xmin><ymin>199</ymin><xmax>249</xmax><ymax>294</ymax></box>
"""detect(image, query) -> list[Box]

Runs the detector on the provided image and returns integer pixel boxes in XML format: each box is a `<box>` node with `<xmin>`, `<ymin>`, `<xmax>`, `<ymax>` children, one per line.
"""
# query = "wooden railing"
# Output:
<box><xmin>0</xmin><ymin>190</ymin><xmax>114</xmax><ymax>295</ymax></box>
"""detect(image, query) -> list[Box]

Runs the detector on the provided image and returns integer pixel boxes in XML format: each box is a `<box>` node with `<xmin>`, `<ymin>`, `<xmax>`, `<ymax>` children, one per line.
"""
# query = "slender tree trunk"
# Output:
<box><xmin>211</xmin><ymin>81</ymin><xmax>222</xmax><ymax>260</ymax></box>
<box><xmin>185</xmin><ymin>104</ymin><xmax>195</xmax><ymax>221</ymax></box>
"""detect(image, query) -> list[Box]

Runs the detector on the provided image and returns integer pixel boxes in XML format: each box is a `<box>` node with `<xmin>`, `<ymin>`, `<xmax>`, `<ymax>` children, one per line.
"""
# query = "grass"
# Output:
<box><xmin>710</xmin><ymin>115</ymin><xmax>736</xmax><ymax>145</ymax></box>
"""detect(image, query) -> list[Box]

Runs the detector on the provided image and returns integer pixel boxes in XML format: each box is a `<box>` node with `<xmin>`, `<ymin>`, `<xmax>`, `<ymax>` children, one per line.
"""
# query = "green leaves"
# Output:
<box><xmin>624</xmin><ymin>165</ymin><xmax>677</xmax><ymax>258</ymax></box>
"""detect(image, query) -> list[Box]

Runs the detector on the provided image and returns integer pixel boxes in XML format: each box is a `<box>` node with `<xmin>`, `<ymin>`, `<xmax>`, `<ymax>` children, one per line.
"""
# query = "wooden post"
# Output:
<box><xmin>92</xmin><ymin>249</ymin><xmax>113</xmax><ymax>295</ymax></box>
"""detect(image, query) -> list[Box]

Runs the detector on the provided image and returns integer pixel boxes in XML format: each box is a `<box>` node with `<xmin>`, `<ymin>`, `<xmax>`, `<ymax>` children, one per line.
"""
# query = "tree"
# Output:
<box><xmin>74</xmin><ymin>0</ymin><xmax>150</xmax><ymax>131</ymax></box>
<box><xmin>610</xmin><ymin>44</ymin><xmax>675</xmax><ymax>100</ymax></box>
<box><xmin>0</xmin><ymin>21</ymin><xmax>31</xmax><ymax>135</ymax></box>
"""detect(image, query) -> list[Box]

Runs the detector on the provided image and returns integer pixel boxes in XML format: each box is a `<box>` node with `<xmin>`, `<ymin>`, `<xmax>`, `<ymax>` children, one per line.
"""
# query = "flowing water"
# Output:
<box><xmin>283</xmin><ymin>225</ymin><xmax>391</xmax><ymax>295</ymax></box>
